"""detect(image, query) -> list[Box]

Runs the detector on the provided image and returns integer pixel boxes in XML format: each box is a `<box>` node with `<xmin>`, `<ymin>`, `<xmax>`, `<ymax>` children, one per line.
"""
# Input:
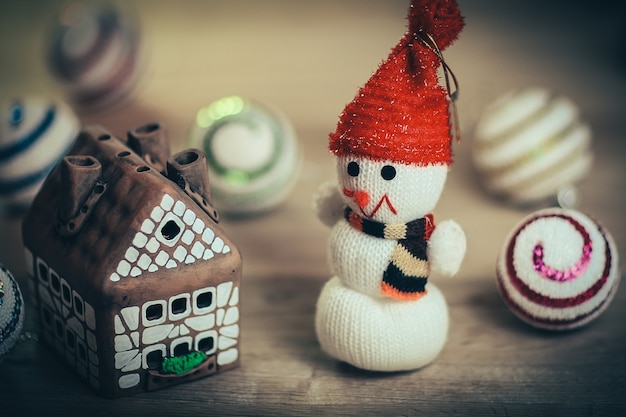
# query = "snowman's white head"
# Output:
<box><xmin>337</xmin><ymin>154</ymin><xmax>448</xmax><ymax>224</ymax></box>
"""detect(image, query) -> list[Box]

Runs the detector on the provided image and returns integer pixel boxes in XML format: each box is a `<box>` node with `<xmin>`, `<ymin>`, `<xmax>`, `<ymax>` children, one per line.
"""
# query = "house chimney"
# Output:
<box><xmin>58</xmin><ymin>155</ymin><xmax>103</xmax><ymax>233</ymax></box>
<box><xmin>127</xmin><ymin>122</ymin><xmax>171</xmax><ymax>173</ymax></box>
<box><xmin>166</xmin><ymin>149</ymin><xmax>219</xmax><ymax>222</ymax></box>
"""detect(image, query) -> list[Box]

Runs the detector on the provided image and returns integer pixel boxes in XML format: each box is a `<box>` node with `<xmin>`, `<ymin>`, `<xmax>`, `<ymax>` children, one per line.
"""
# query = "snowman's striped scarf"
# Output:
<box><xmin>344</xmin><ymin>206</ymin><xmax>435</xmax><ymax>301</ymax></box>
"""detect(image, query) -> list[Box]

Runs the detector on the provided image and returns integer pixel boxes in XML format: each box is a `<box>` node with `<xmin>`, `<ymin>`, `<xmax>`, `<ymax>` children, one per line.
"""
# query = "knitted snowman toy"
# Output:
<box><xmin>314</xmin><ymin>0</ymin><xmax>466</xmax><ymax>372</ymax></box>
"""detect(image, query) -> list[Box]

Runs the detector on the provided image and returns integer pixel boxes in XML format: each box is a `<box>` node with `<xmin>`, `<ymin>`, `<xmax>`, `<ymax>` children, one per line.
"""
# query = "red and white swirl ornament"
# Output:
<box><xmin>496</xmin><ymin>208</ymin><xmax>620</xmax><ymax>330</ymax></box>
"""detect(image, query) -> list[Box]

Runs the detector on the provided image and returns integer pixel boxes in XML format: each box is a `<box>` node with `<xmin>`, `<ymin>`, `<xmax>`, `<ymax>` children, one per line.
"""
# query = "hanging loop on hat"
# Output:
<box><xmin>415</xmin><ymin>29</ymin><xmax>459</xmax><ymax>101</ymax></box>
<box><xmin>414</xmin><ymin>29</ymin><xmax>461</xmax><ymax>143</ymax></box>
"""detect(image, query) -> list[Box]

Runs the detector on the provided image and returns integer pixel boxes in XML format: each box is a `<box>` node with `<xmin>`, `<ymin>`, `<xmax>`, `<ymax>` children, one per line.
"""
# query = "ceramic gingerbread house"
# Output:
<box><xmin>21</xmin><ymin>123</ymin><xmax>242</xmax><ymax>398</ymax></box>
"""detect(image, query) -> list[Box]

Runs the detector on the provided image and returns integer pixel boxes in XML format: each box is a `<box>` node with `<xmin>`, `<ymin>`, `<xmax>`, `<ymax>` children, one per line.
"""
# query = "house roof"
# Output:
<box><xmin>22</xmin><ymin>124</ymin><xmax>240</xmax><ymax>297</ymax></box>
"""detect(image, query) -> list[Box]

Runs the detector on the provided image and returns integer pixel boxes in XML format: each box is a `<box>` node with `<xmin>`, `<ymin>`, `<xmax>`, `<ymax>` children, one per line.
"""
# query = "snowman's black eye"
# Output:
<box><xmin>381</xmin><ymin>165</ymin><xmax>396</xmax><ymax>180</ymax></box>
<box><xmin>347</xmin><ymin>161</ymin><xmax>360</xmax><ymax>177</ymax></box>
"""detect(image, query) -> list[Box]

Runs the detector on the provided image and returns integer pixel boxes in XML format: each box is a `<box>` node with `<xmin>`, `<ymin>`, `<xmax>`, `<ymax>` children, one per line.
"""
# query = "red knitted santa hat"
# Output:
<box><xmin>329</xmin><ymin>0</ymin><xmax>464</xmax><ymax>166</ymax></box>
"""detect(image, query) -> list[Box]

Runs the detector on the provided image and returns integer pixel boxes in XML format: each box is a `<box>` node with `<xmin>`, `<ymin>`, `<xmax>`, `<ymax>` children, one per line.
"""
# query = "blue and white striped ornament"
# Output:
<box><xmin>0</xmin><ymin>96</ymin><xmax>80</xmax><ymax>215</ymax></box>
<box><xmin>0</xmin><ymin>264</ymin><xmax>24</xmax><ymax>360</ymax></box>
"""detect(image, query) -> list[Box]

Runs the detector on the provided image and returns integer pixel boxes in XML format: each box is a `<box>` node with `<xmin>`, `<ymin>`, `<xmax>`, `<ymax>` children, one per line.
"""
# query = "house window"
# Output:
<box><xmin>76</xmin><ymin>339</ymin><xmax>87</xmax><ymax>363</ymax></box>
<box><xmin>143</xmin><ymin>344</ymin><xmax>166</xmax><ymax>370</ymax></box>
<box><xmin>169</xmin><ymin>294</ymin><xmax>191</xmax><ymax>320</ymax></box>
<box><xmin>146</xmin><ymin>350</ymin><xmax>163</xmax><ymax>369</ymax></box>
<box><xmin>66</xmin><ymin>329</ymin><xmax>76</xmax><ymax>351</ymax></box>
<box><xmin>161</xmin><ymin>220</ymin><xmax>180</xmax><ymax>240</ymax></box>
<box><xmin>146</xmin><ymin>304</ymin><xmax>162</xmax><ymax>320</ymax></box>
<box><xmin>172</xmin><ymin>298</ymin><xmax>186</xmax><ymax>314</ymax></box>
<box><xmin>142</xmin><ymin>300</ymin><xmax>167</xmax><ymax>327</ymax></box>
<box><xmin>171</xmin><ymin>337</ymin><xmax>192</xmax><ymax>357</ymax></box>
<box><xmin>156</xmin><ymin>213</ymin><xmax>184</xmax><ymax>246</ymax></box>
<box><xmin>61</xmin><ymin>279</ymin><xmax>72</xmax><ymax>307</ymax></box>
<box><xmin>41</xmin><ymin>306</ymin><xmax>53</xmax><ymax>329</ymax></box>
<box><xmin>173</xmin><ymin>343</ymin><xmax>189</xmax><ymax>357</ymax></box>
<box><xmin>50</xmin><ymin>271</ymin><xmax>61</xmax><ymax>295</ymax></box>
<box><xmin>147</xmin><ymin>304</ymin><xmax>162</xmax><ymax>320</ymax></box>
<box><xmin>193</xmin><ymin>287</ymin><xmax>216</xmax><ymax>315</ymax></box>
<box><xmin>195</xmin><ymin>330</ymin><xmax>217</xmax><ymax>355</ymax></box>
<box><xmin>54</xmin><ymin>317</ymin><xmax>64</xmax><ymax>339</ymax></box>
<box><xmin>73</xmin><ymin>291</ymin><xmax>84</xmax><ymax>319</ymax></box>
<box><xmin>197</xmin><ymin>292</ymin><xmax>213</xmax><ymax>308</ymax></box>
<box><xmin>197</xmin><ymin>335</ymin><xmax>214</xmax><ymax>353</ymax></box>
<box><xmin>37</xmin><ymin>260</ymin><xmax>48</xmax><ymax>286</ymax></box>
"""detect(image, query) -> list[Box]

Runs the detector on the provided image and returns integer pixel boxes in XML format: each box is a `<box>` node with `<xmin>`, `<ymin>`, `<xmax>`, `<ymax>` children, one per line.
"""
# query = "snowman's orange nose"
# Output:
<box><xmin>353</xmin><ymin>190</ymin><xmax>370</xmax><ymax>209</ymax></box>
<box><xmin>343</xmin><ymin>188</ymin><xmax>370</xmax><ymax>210</ymax></box>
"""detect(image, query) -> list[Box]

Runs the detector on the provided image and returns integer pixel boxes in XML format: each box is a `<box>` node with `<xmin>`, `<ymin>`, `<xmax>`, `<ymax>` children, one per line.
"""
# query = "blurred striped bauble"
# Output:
<box><xmin>46</xmin><ymin>1</ymin><xmax>142</xmax><ymax>112</ymax></box>
<box><xmin>0</xmin><ymin>96</ymin><xmax>79</xmax><ymax>215</ymax></box>
<box><xmin>188</xmin><ymin>96</ymin><xmax>301</xmax><ymax>215</ymax></box>
<box><xmin>496</xmin><ymin>208</ymin><xmax>620</xmax><ymax>330</ymax></box>
<box><xmin>472</xmin><ymin>87</ymin><xmax>593</xmax><ymax>206</ymax></box>
<box><xmin>0</xmin><ymin>264</ymin><xmax>24</xmax><ymax>360</ymax></box>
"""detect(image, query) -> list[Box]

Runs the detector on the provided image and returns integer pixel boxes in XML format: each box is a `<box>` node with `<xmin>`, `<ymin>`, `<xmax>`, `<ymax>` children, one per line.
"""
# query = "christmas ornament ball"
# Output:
<box><xmin>472</xmin><ymin>87</ymin><xmax>593</xmax><ymax>206</ymax></box>
<box><xmin>496</xmin><ymin>208</ymin><xmax>620</xmax><ymax>331</ymax></box>
<box><xmin>188</xmin><ymin>96</ymin><xmax>301</xmax><ymax>215</ymax></box>
<box><xmin>0</xmin><ymin>264</ymin><xmax>24</xmax><ymax>360</ymax></box>
<box><xmin>46</xmin><ymin>1</ymin><xmax>142</xmax><ymax>112</ymax></box>
<box><xmin>0</xmin><ymin>96</ymin><xmax>80</xmax><ymax>215</ymax></box>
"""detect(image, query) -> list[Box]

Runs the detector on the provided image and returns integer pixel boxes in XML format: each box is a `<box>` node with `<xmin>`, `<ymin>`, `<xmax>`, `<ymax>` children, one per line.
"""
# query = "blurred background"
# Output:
<box><xmin>1</xmin><ymin>0</ymin><xmax>625</xmax><ymax>273</ymax></box>
<box><xmin>2</xmin><ymin>0</ymin><xmax>625</xmax><ymax>281</ymax></box>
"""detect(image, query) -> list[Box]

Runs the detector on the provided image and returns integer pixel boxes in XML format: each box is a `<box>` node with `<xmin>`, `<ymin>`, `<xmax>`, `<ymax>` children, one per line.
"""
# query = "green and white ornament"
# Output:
<box><xmin>188</xmin><ymin>96</ymin><xmax>300</xmax><ymax>215</ymax></box>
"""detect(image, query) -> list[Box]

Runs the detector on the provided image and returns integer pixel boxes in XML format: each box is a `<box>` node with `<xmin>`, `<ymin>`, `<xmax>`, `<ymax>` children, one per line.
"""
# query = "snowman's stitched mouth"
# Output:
<box><xmin>344</xmin><ymin>188</ymin><xmax>396</xmax><ymax>218</ymax></box>
<box><xmin>368</xmin><ymin>194</ymin><xmax>397</xmax><ymax>218</ymax></box>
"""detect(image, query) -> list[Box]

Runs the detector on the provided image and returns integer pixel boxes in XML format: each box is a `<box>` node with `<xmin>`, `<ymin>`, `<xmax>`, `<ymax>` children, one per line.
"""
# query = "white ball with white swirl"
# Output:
<box><xmin>0</xmin><ymin>264</ymin><xmax>25</xmax><ymax>360</ymax></box>
<box><xmin>472</xmin><ymin>88</ymin><xmax>592</xmax><ymax>205</ymax></box>
<box><xmin>0</xmin><ymin>97</ymin><xmax>79</xmax><ymax>213</ymax></box>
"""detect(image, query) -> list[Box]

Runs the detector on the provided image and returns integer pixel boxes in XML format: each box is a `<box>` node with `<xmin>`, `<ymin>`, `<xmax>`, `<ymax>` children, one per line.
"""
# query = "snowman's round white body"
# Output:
<box><xmin>315</xmin><ymin>157</ymin><xmax>466</xmax><ymax>371</ymax></box>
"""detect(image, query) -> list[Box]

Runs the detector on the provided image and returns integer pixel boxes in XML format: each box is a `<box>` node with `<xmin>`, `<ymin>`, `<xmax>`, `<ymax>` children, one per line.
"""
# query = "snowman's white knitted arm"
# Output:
<box><xmin>428</xmin><ymin>219</ymin><xmax>466</xmax><ymax>277</ymax></box>
<box><xmin>313</xmin><ymin>180</ymin><xmax>345</xmax><ymax>227</ymax></box>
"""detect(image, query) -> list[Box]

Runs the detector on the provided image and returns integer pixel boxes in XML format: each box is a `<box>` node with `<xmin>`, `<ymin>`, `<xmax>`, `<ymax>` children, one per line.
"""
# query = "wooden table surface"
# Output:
<box><xmin>1</xmin><ymin>1</ymin><xmax>625</xmax><ymax>415</ymax></box>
